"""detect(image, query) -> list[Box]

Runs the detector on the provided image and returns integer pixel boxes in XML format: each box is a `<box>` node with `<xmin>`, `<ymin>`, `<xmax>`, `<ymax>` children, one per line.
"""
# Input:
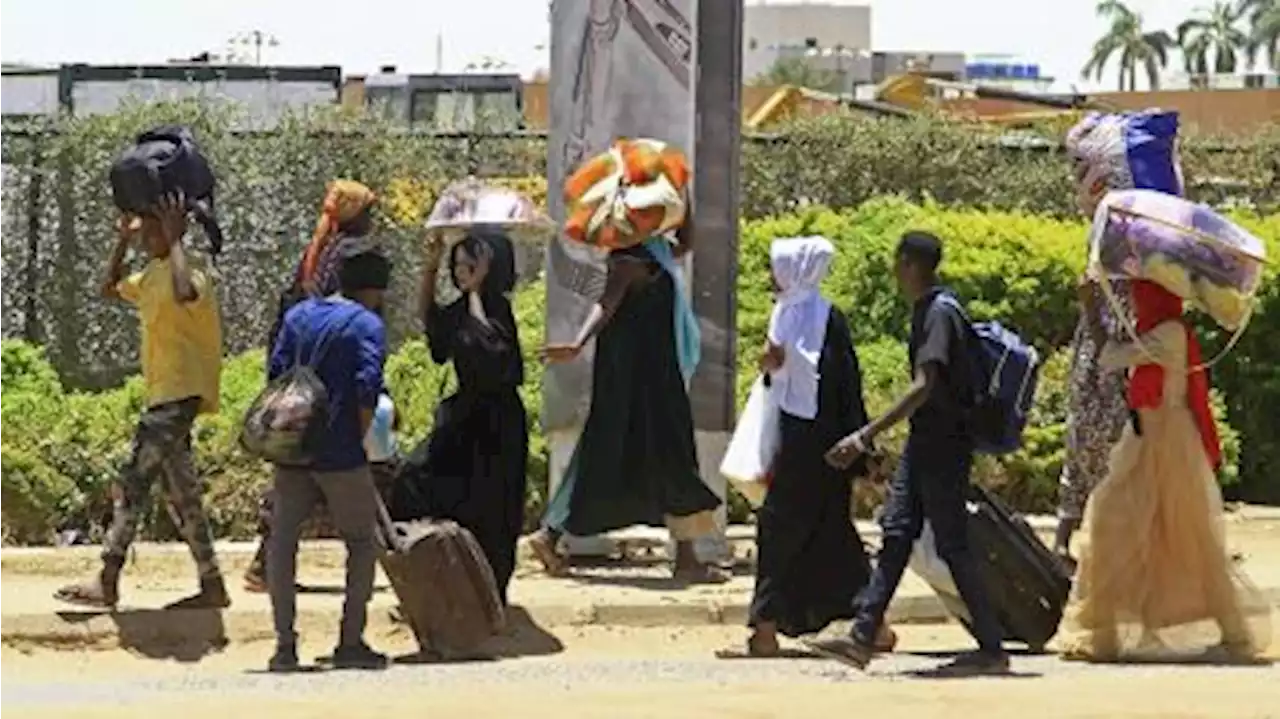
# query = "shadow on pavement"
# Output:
<box><xmin>901</xmin><ymin>666</ymin><xmax>1044</xmax><ymax>680</ymax></box>
<box><xmin>55</xmin><ymin>608</ymin><xmax>228</xmax><ymax>662</ymax></box>
<box><xmin>295</xmin><ymin>583</ymin><xmax>391</xmax><ymax>596</ymax></box>
<box><xmin>388</xmin><ymin>605</ymin><xmax>565</xmax><ymax>665</ymax></box>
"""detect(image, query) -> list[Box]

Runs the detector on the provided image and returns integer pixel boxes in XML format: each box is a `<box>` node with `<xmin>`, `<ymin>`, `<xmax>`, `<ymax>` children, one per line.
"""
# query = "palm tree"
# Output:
<box><xmin>1082</xmin><ymin>0</ymin><xmax>1177</xmax><ymax>90</ymax></box>
<box><xmin>1241</xmin><ymin>0</ymin><xmax>1280</xmax><ymax>70</ymax></box>
<box><xmin>1177</xmin><ymin>1</ymin><xmax>1250</xmax><ymax>78</ymax></box>
<box><xmin>752</xmin><ymin>57</ymin><xmax>841</xmax><ymax>92</ymax></box>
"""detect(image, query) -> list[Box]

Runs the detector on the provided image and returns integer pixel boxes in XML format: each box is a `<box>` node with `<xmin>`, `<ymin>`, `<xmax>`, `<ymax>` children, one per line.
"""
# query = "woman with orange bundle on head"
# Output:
<box><xmin>526</xmin><ymin>138</ymin><xmax>727</xmax><ymax>583</ymax></box>
<box><xmin>1059</xmin><ymin>279</ymin><xmax>1271</xmax><ymax>662</ymax></box>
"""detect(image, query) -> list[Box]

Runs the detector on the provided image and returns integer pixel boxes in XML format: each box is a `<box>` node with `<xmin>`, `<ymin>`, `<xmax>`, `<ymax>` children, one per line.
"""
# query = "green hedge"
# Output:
<box><xmin>4</xmin><ymin>102</ymin><xmax>1278</xmax><ymax>392</ymax></box>
<box><xmin>5</xmin><ymin>197</ymin><xmax>1273</xmax><ymax>544</ymax></box>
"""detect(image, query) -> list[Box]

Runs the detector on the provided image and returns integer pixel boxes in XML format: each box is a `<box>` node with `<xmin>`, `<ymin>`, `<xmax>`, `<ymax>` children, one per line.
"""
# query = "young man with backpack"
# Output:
<box><xmin>264</xmin><ymin>241</ymin><xmax>391</xmax><ymax>672</ymax></box>
<box><xmin>54</xmin><ymin>192</ymin><xmax>228</xmax><ymax>611</ymax></box>
<box><xmin>809</xmin><ymin>231</ymin><xmax>1010</xmax><ymax>675</ymax></box>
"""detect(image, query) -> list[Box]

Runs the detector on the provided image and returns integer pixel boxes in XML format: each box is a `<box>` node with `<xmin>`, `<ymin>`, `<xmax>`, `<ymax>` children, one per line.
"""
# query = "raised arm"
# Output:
<box><xmin>101</xmin><ymin>219</ymin><xmax>134</xmax><ymax>301</ymax></box>
<box><xmin>419</xmin><ymin>238</ymin><xmax>455</xmax><ymax>364</ymax></box>
<box><xmin>418</xmin><ymin>237</ymin><xmax>446</xmax><ymax>320</ymax></box>
<box><xmin>157</xmin><ymin>193</ymin><xmax>198</xmax><ymax>303</ymax></box>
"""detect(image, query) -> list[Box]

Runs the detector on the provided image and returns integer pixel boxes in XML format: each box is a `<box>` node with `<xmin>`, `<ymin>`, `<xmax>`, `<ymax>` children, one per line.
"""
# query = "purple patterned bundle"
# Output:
<box><xmin>1089</xmin><ymin>189</ymin><xmax>1266</xmax><ymax>329</ymax></box>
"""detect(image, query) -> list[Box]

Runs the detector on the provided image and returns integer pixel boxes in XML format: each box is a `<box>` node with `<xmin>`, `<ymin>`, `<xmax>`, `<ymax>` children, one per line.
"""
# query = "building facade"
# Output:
<box><xmin>350</xmin><ymin>68</ymin><xmax>524</xmax><ymax>131</ymax></box>
<box><xmin>1</xmin><ymin>64</ymin><xmax>341</xmax><ymax>128</ymax></box>
<box><xmin>743</xmin><ymin>2</ymin><xmax>871</xmax><ymax>82</ymax></box>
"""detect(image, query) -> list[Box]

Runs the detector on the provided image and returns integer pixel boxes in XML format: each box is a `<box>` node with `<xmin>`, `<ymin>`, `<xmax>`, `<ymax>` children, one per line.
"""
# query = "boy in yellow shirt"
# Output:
<box><xmin>56</xmin><ymin>192</ymin><xmax>228</xmax><ymax>610</ymax></box>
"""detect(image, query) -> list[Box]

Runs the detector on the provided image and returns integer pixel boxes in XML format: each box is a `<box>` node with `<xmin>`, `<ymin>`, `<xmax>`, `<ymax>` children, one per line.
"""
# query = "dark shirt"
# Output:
<box><xmin>908</xmin><ymin>286</ymin><xmax>973</xmax><ymax>442</ymax></box>
<box><xmin>424</xmin><ymin>296</ymin><xmax>524</xmax><ymax>396</ymax></box>
<box><xmin>269</xmin><ymin>297</ymin><xmax>387</xmax><ymax>471</ymax></box>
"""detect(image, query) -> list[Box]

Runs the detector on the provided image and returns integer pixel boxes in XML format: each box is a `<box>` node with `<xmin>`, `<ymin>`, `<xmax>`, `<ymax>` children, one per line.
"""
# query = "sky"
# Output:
<box><xmin>1</xmin><ymin>0</ymin><xmax>1213</xmax><ymax>92</ymax></box>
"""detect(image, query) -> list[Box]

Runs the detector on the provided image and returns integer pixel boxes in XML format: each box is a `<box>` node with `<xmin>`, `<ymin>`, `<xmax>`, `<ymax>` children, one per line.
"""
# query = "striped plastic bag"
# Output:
<box><xmin>564</xmin><ymin>138</ymin><xmax>690</xmax><ymax>250</ymax></box>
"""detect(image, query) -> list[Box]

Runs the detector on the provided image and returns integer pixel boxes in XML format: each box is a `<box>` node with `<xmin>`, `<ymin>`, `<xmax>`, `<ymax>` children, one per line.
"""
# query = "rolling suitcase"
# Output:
<box><xmin>909</xmin><ymin>485</ymin><xmax>1071</xmax><ymax>652</ymax></box>
<box><xmin>375</xmin><ymin>499</ymin><xmax>505</xmax><ymax>658</ymax></box>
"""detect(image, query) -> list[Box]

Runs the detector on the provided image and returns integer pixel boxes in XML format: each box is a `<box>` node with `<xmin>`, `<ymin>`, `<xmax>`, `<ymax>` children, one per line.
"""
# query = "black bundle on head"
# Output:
<box><xmin>338</xmin><ymin>240</ymin><xmax>392</xmax><ymax>293</ymax></box>
<box><xmin>896</xmin><ymin>230</ymin><xmax>943</xmax><ymax>273</ymax></box>
<box><xmin>451</xmin><ymin>230</ymin><xmax>516</xmax><ymax>297</ymax></box>
<box><xmin>110</xmin><ymin>125</ymin><xmax>223</xmax><ymax>258</ymax></box>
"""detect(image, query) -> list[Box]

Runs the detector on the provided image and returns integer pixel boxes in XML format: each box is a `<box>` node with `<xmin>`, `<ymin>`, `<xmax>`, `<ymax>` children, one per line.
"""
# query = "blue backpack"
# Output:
<box><xmin>934</xmin><ymin>294</ymin><xmax>1040</xmax><ymax>455</ymax></box>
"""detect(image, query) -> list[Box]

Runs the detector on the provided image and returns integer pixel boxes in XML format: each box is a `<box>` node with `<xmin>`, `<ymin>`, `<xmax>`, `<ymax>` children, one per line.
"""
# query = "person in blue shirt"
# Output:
<box><xmin>264</xmin><ymin>241</ymin><xmax>390</xmax><ymax>673</ymax></box>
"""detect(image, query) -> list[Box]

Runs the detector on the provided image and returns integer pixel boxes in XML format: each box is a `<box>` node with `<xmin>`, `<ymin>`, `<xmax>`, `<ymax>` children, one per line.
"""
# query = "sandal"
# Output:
<box><xmin>527</xmin><ymin>530</ymin><xmax>568</xmax><ymax>577</ymax></box>
<box><xmin>673</xmin><ymin>562</ymin><xmax>732</xmax><ymax>584</ymax></box>
<box><xmin>165</xmin><ymin>576</ymin><xmax>231</xmax><ymax>610</ymax></box>
<box><xmin>245</xmin><ymin>572</ymin><xmax>303</xmax><ymax>594</ymax></box>
<box><xmin>54</xmin><ymin>579</ymin><xmax>118</xmax><ymax>609</ymax></box>
<box><xmin>1059</xmin><ymin>643</ymin><xmax>1117</xmax><ymax>663</ymax></box>
<box><xmin>716</xmin><ymin>645</ymin><xmax>810</xmax><ymax>659</ymax></box>
<box><xmin>715</xmin><ymin>643</ymin><xmax>778</xmax><ymax>660</ymax></box>
<box><xmin>874</xmin><ymin>625</ymin><xmax>898</xmax><ymax>653</ymax></box>
<box><xmin>244</xmin><ymin>571</ymin><xmax>268</xmax><ymax>593</ymax></box>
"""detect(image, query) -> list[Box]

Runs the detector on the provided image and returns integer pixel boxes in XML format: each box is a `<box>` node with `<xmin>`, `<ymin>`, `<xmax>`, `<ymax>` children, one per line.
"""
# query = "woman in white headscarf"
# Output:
<box><xmin>719</xmin><ymin>237</ymin><xmax>892</xmax><ymax>658</ymax></box>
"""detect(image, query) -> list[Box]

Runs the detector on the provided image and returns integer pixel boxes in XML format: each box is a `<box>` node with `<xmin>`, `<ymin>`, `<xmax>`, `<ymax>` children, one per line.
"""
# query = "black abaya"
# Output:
<box><xmin>542</xmin><ymin>245</ymin><xmax>720</xmax><ymax>538</ymax></box>
<box><xmin>391</xmin><ymin>238</ymin><xmax>528</xmax><ymax>605</ymax></box>
<box><xmin>749</xmin><ymin>309</ymin><xmax>873</xmax><ymax>638</ymax></box>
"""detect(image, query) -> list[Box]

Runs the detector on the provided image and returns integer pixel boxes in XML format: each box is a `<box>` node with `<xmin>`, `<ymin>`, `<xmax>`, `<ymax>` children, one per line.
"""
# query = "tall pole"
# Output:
<box><xmin>689</xmin><ymin>0</ymin><xmax>743</xmax><ymax>560</ymax></box>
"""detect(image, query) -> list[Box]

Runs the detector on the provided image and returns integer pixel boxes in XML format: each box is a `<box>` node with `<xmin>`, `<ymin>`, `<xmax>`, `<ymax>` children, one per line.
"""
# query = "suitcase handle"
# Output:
<box><xmin>373</xmin><ymin>494</ymin><xmax>404</xmax><ymax>554</ymax></box>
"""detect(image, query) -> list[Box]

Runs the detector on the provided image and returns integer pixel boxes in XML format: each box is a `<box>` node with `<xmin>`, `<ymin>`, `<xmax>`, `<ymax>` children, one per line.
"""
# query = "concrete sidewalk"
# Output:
<box><xmin>4</xmin><ymin>516</ymin><xmax>1278</xmax><ymax>653</ymax></box>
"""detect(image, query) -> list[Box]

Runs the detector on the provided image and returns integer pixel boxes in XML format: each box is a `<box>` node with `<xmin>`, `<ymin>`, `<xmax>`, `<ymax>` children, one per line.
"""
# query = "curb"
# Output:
<box><xmin>6</xmin><ymin>591</ymin><xmax>1277</xmax><ymax>653</ymax></box>
<box><xmin>0</xmin><ymin>596</ymin><xmax>958</xmax><ymax>652</ymax></box>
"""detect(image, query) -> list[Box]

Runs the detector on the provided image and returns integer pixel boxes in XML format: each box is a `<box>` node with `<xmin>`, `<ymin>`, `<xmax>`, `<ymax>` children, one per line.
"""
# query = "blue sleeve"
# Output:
<box><xmin>268</xmin><ymin>313</ymin><xmax>296</xmax><ymax>381</ymax></box>
<box><xmin>355</xmin><ymin>312</ymin><xmax>387</xmax><ymax>409</ymax></box>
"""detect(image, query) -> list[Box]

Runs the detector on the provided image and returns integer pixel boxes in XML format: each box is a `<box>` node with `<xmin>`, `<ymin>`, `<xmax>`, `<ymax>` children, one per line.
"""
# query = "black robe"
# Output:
<box><xmin>542</xmin><ymin>244</ymin><xmax>721</xmax><ymax>536</ymax></box>
<box><xmin>391</xmin><ymin>294</ymin><xmax>529</xmax><ymax>605</ymax></box>
<box><xmin>749</xmin><ymin>309</ymin><xmax>873</xmax><ymax>637</ymax></box>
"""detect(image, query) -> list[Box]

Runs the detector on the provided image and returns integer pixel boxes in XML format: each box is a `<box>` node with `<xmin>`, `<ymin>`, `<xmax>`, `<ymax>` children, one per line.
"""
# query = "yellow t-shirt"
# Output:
<box><xmin>117</xmin><ymin>257</ymin><xmax>222</xmax><ymax>414</ymax></box>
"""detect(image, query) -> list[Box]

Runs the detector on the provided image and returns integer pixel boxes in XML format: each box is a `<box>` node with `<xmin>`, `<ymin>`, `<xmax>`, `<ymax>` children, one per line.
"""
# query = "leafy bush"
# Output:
<box><xmin>1</xmin><ymin>339</ymin><xmax>63</xmax><ymax>396</ymax></box>
<box><xmin>4</xmin><ymin>102</ymin><xmax>1277</xmax><ymax>389</ymax></box>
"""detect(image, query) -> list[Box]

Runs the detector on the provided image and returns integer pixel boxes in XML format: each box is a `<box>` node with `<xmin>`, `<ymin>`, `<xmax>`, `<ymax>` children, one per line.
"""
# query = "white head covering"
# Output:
<box><xmin>767</xmin><ymin>236</ymin><xmax>835</xmax><ymax>420</ymax></box>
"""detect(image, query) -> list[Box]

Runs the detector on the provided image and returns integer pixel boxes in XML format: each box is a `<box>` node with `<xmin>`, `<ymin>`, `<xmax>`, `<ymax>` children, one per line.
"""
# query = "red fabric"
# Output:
<box><xmin>1127</xmin><ymin>280</ymin><xmax>1222</xmax><ymax>469</ymax></box>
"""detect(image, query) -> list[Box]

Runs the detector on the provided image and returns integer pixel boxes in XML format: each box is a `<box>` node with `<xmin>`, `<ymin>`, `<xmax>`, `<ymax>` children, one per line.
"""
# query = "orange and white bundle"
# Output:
<box><xmin>563</xmin><ymin>138</ymin><xmax>690</xmax><ymax>250</ymax></box>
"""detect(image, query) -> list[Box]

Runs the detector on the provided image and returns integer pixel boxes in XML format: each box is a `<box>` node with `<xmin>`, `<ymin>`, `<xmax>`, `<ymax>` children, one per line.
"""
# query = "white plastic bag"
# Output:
<box><xmin>363</xmin><ymin>394</ymin><xmax>397</xmax><ymax>463</ymax></box>
<box><xmin>719</xmin><ymin>376</ymin><xmax>781</xmax><ymax>509</ymax></box>
<box><xmin>909</xmin><ymin>521</ymin><xmax>973</xmax><ymax>622</ymax></box>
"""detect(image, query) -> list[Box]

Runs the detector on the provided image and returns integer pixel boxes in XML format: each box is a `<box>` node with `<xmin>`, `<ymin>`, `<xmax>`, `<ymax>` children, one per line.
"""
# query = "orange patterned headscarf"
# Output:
<box><xmin>301</xmin><ymin>180</ymin><xmax>376</xmax><ymax>286</ymax></box>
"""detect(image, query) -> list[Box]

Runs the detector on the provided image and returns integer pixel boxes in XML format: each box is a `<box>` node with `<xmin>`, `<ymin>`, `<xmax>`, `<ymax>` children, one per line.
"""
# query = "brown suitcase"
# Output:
<box><xmin>375</xmin><ymin>500</ymin><xmax>505</xmax><ymax>658</ymax></box>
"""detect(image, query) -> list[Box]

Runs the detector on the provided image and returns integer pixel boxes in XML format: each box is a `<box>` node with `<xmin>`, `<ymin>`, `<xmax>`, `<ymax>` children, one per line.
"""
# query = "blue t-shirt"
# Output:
<box><xmin>268</xmin><ymin>297</ymin><xmax>387</xmax><ymax>471</ymax></box>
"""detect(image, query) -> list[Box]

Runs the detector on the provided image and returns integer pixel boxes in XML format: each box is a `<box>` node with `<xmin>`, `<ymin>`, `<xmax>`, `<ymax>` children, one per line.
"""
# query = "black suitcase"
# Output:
<box><xmin>963</xmin><ymin>485</ymin><xmax>1071</xmax><ymax>652</ymax></box>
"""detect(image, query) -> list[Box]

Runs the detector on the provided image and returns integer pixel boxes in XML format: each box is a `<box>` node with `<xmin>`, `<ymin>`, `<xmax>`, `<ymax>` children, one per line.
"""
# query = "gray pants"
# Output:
<box><xmin>269</xmin><ymin>465</ymin><xmax>378</xmax><ymax>647</ymax></box>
